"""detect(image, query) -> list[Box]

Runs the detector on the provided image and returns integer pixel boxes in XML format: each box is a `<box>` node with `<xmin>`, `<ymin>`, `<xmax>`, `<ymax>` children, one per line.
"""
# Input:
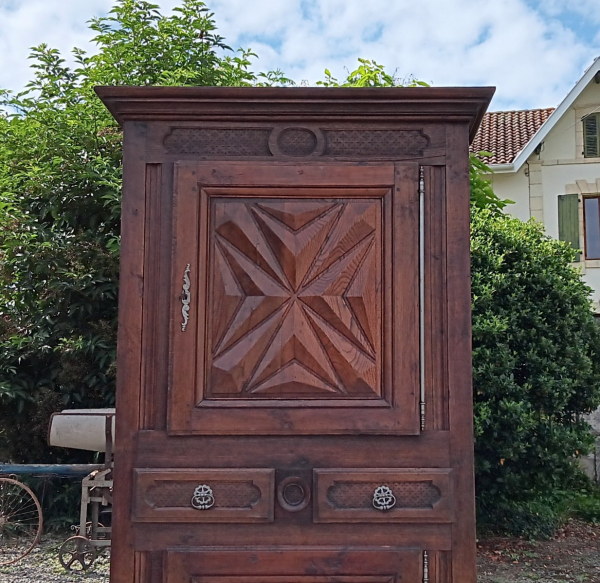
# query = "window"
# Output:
<box><xmin>584</xmin><ymin>196</ymin><xmax>600</xmax><ymax>259</ymax></box>
<box><xmin>583</xmin><ymin>113</ymin><xmax>600</xmax><ymax>158</ymax></box>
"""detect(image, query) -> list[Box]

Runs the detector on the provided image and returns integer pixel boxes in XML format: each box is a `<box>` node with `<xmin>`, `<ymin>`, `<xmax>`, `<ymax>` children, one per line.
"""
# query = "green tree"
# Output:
<box><xmin>469</xmin><ymin>153</ymin><xmax>513</xmax><ymax>213</ymax></box>
<box><xmin>0</xmin><ymin>0</ymin><xmax>289</xmax><ymax>464</ymax></box>
<box><xmin>317</xmin><ymin>58</ymin><xmax>429</xmax><ymax>88</ymax></box>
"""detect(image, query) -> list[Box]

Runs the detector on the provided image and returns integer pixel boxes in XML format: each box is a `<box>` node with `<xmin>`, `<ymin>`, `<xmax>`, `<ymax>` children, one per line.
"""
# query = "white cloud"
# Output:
<box><xmin>0</xmin><ymin>0</ymin><xmax>598</xmax><ymax>111</ymax></box>
<box><xmin>209</xmin><ymin>0</ymin><xmax>598</xmax><ymax>109</ymax></box>
<box><xmin>0</xmin><ymin>0</ymin><xmax>113</xmax><ymax>94</ymax></box>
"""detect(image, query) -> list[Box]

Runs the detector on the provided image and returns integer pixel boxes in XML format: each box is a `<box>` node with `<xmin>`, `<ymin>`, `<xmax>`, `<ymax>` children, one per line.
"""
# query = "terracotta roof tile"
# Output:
<box><xmin>470</xmin><ymin>108</ymin><xmax>555</xmax><ymax>165</ymax></box>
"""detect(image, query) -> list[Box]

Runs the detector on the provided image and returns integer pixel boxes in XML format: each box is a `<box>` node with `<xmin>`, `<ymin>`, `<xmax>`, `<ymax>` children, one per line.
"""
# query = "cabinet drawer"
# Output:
<box><xmin>133</xmin><ymin>468</ymin><xmax>274</xmax><ymax>523</ymax></box>
<box><xmin>314</xmin><ymin>469</ymin><xmax>452</xmax><ymax>523</ymax></box>
<box><xmin>166</xmin><ymin>548</ymin><xmax>422</xmax><ymax>583</ymax></box>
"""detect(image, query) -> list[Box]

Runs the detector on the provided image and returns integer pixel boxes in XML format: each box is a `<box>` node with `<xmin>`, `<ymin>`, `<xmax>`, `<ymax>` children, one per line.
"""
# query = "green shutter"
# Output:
<box><xmin>558</xmin><ymin>193</ymin><xmax>581</xmax><ymax>261</ymax></box>
<box><xmin>584</xmin><ymin>114</ymin><xmax>599</xmax><ymax>158</ymax></box>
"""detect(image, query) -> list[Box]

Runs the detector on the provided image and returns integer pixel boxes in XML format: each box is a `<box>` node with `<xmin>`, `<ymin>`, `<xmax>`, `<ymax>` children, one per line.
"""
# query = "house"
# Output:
<box><xmin>471</xmin><ymin>57</ymin><xmax>600</xmax><ymax>312</ymax></box>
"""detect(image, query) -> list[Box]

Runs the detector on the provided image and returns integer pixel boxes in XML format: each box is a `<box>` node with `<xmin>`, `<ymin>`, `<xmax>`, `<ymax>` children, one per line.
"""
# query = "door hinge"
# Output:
<box><xmin>423</xmin><ymin>550</ymin><xmax>429</xmax><ymax>583</ymax></box>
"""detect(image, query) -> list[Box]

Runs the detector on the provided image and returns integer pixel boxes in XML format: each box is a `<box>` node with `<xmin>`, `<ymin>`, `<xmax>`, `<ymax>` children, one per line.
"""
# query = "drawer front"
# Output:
<box><xmin>314</xmin><ymin>469</ymin><xmax>452</xmax><ymax>523</ymax></box>
<box><xmin>133</xmin><ymin>468</ymin><xmax>274</xmax><ymax>523</ymax></box>
<box><xmin>166</xmin><ymin>548</ymin><xmax>422</xmax><ymax>583</ymax></box>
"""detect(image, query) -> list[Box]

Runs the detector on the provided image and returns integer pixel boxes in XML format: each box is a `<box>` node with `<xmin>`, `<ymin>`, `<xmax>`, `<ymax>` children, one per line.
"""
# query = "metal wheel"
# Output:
<box><xmin>58</xmin><ymin>535</ymin><xmax>97</xmax><ymax>571</ymax></box>
<box><xmin>0</xmin><ymin>477</ymin><xmax>43</xmax><ymax>566</ymax></box>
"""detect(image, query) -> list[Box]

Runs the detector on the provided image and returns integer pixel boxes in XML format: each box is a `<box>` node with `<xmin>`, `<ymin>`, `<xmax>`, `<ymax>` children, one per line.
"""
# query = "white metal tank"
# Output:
<box><xmin>48</xmin><ymin>409</ymin><xmax>115</xmax><ymax>452</ymax></box>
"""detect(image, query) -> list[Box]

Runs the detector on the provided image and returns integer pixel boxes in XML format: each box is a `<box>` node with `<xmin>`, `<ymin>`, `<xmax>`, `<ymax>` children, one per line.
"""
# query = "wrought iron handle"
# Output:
<box><xmin>191</xmin><ymin>484</ymin><xmax>214</xmax><ymax>510</ymax></box>
<box><xmin>181</xmin><ymin>263</ymin><xmax>191</xmax><ymax>332</ymax></box>
<box><xmin>372</xmin><ymin>485</ymin><xmax>396</xmax><ymax>511</ymax></box>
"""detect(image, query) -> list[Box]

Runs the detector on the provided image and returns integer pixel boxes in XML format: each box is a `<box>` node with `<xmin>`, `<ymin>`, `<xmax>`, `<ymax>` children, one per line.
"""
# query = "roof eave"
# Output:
<box><xmin>511</xmin><ymin>57</ymin><xmax>600</xmax><ymax>172</ymax></box>
<box><xmin>488</xmin><ymin>163</ymin><xmax>515</xmax><ymax>173</ymax></box>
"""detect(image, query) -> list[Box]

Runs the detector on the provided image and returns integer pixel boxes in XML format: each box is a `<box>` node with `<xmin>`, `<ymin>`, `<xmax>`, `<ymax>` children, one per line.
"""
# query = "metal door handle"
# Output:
<box><xmin>181</xmin><ymin>263</ymin><xmax>191</xmax><ymax>331</ymax></box>
<box><xmin>372</xmin><ymin>485</ymin><xmax>396</xmax><ymax>511</ymax></box>
<box><xmin>191</xmin><ymin>484</ymin><xmax>214</xmax><ymax>510</ymax></box>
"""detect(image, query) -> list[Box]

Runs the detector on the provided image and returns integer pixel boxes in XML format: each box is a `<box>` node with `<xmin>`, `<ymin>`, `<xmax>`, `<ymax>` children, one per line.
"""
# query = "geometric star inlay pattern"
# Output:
<box><xmin>207</xmin><ymin>198</ymin><xmax>381</xmax><ymax>398</ymax></box>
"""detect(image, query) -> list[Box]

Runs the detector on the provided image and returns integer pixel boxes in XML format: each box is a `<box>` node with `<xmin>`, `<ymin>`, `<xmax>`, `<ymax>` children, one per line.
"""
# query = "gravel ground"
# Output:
<box><xmin>0</xmin><ymin>535</ymin><xmax>109</xmax><ymax>583</ymax></box>
<box><xmin>477</xmin><ymin>519</ymin><xmax>600</xmax><ymax>582</ymax></box>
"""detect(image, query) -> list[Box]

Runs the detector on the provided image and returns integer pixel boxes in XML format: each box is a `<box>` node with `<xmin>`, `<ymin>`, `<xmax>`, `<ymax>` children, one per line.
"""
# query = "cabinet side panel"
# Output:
<box><xmin>445</xmin><ymin>123</ymin><xmax>477</xmax><ymax>583</ymax></box>
<box><xmin>141</xmin><ymin>163</ymin><xmax>173</xmax><ymax>430</ymax></box>
<box><xmin>423</xmin><ymin>165</ymin><xmax>449</xmax><ymax>431</ymax></box>
<box><xmin>168</xmin><ymin>166</ymin><xmax>203</xmax><ymax>432</ymax></box>
<box><xmin>393</xmin><ymin>163</ymin><xmax>420</xmax><ymax>433</ymax></box>
<box><xmin>141</xmin><ymin>164</ymin><xmax>163</xmax><ymax>429</ymax></box>
<box><xmin>426</xmin><ymin>550</ymin><xmax>451</xmax><ymax>583</ymax></box>
<box><xmin>156</xmin><ymin>165</ymin><xmax>174</xmax><ymax>430</ymax></box>
<box><xmin>111</xmin><ymin>121</ymin><xmax>148</xmax><ymax>583</ymax></box>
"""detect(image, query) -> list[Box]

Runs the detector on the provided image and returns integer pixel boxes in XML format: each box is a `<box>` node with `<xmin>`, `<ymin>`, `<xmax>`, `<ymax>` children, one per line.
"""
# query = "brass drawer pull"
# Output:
<box><xmin>372</xmin><ymin>485</ymin><xmax>396</xmax><ymax>511</ymax></box>
<box><xmin>191</xmin><ymin>484</ymin><xmax>214</xmax><ymax>510</ymax></box>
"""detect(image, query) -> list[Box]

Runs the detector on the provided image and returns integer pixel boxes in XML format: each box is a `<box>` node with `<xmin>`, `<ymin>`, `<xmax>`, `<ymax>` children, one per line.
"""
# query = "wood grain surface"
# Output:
<box><xmin>96</xmin><ymin>87</ymin><xmax>494</xmax><ymax>583</ymax></box>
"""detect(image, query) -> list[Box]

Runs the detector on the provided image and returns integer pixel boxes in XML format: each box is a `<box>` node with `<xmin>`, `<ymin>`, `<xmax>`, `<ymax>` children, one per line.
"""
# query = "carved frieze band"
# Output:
<box><xmin>324</xmin><ymin>129</ymin><xmax>429</xmax><ymax>157</ymax></box>
<box><xmin>164</xmin><ymin>128</ymin><xmax>272</xmax><ymax>156</ymax></box>
<box><xmin>145</xmin><ymin>480</ymin><xmax>261</xmax><ymax>509</ymax></box>
<box><xmin>326</xmin><ymin>480</ymin><xmax>441</xmax><ymax>509</ymax></box>
<box><xmin>163</xmin><ymin>126</ymin><xmax>430</xmax><ymax>158</ymax></box>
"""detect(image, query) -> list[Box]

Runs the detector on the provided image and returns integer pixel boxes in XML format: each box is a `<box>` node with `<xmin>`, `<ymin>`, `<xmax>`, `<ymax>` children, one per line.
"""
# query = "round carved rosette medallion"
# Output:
<box><xmin>277</xmin><ymin>476</ymin><xmax>311</xmax><ymax>512</ymax></box>
<box><xmin>269</xmin><ymin>126</ymin><xmax>324</xmax><ymax>157</ymax></box>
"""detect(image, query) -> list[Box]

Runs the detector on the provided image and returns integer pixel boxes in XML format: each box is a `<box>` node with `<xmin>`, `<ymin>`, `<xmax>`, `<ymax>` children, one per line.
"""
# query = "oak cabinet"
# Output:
<box><xmin>97</xmin><ymin>86</ymin><xmax>493</xmax><ymax>583</ymax></box>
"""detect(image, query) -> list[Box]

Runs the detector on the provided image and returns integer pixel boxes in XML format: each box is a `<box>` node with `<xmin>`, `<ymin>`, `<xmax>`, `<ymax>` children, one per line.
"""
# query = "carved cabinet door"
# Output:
<box><xmin>126</xmin><ymin>157</ymin><xmax>466</xmax><ymax>583</ymax></box>
<box><xmin>168</xmin><ymin>162</ymin><xmax>419</xmax><ymax>435</ymax></box>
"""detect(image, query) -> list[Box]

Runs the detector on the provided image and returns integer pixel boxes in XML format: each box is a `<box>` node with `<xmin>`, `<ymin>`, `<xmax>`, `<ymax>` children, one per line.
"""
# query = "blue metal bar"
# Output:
<box><xmin>0</xmin><ymin>464</ymin><xmax>103</xmax><ymax>477</ymax></box>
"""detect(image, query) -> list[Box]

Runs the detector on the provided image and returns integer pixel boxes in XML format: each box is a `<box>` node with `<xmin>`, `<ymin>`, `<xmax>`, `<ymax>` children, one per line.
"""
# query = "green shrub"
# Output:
<box><xmin>477</xmin><ymin>496</ymin><xmax>563</xmax><ymax>539</ymax></box>
<box><xmin>570</xmin><ymin>492</ymin><xmax>600</xmax><ymax>524</ymax></box>
<box><xmin>477</xmin><ymin>484</ymin><xmax>600</xmax><ymax>538</ymax></box>
<box><xmin>471</xmin><ymin>208</ymin><xmax>600</xmax><ymax>532</ymax></box>
<box><xmin>563</xmin><ymin>483</ymin><xmax>600</xmax><ymax>524</ymax></box>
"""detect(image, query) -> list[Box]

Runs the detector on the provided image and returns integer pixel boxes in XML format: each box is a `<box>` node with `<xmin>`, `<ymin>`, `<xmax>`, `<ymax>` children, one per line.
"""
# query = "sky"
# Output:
<box><xmin>0</xmin><ymin>0</ymin><xmax>599</xmax><ymax>111</ymax></box>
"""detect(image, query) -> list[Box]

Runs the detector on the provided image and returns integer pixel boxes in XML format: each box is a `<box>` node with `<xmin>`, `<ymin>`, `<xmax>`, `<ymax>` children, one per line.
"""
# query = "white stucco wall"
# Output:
<box><xmin>489</xmin><ymin>168</ymin><xmax>530</xmax><ymax>221</ymax></box>
<box><xmin>538</xmin><ymin>106</ymin><xmax>576</xmax><ymax>161</ymax></box>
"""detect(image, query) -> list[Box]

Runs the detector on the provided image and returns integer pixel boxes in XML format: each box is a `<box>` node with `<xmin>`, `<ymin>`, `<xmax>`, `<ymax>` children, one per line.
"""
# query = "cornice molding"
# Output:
<box><xmin>94</xmin><ymin>86</ymin><xmax>494</xmax><ymax>143</ymax></box>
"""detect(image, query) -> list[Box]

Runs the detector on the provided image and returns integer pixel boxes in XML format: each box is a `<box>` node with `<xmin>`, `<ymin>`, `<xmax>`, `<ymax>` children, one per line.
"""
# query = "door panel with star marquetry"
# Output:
<box><xmin>168</xmin><ymin>163</ymin><xmax>419</xmax><ymax>435</ymax></box>
<box><xmin>208</xmin><ymin>196</ymin><xmax>380</xmax><ymax>398</ymax></box>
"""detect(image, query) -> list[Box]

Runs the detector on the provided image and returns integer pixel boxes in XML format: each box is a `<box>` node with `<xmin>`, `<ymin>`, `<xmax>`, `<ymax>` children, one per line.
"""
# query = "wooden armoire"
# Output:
<box><xmin>96</xmin><ymin>86</ymin><xmax>493</xmax><ymax>583</ymax></box>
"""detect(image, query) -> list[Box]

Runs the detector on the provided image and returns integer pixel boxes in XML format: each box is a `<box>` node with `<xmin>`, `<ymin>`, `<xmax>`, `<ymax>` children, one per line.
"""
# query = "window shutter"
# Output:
<box><xmin>558</xmin><ymin>194</ymin><xmax>581</xmax><ymax>261</ymax></box>
<box><xmin>584</xmin><ymin>114</ymin><xmax>599</xmax><ymax>158</ymax></box>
